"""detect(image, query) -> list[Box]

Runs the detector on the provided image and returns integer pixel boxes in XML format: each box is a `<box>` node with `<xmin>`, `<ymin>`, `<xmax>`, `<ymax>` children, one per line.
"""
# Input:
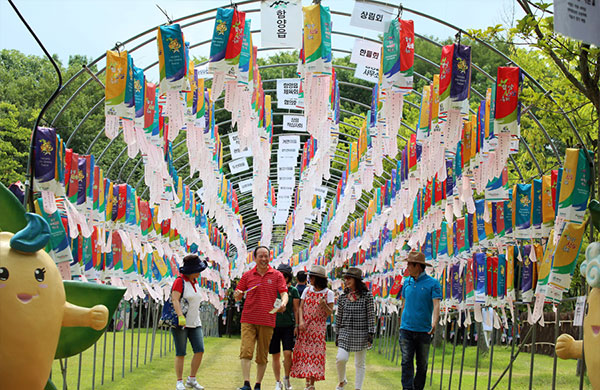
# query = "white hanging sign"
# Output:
<box><xmin>354</xmin><ymin>63</ymin><xmax>380</xmax><ymax>84</ymax></box>
<box><xmin>573</xmin><ymin>295</ymin><xmax>586</xmax><ymax>326</ymax></box>
<box><xmin>277</xmin><ymin>165</ymin><xmax>296</xmax><ymax>179</ymax></box>
<box><xmin>238</xmin><ymin>178</ymin><xmax>254</xmax><ymax>193</ymax></box>
<box><xmin>350</xmin><ymin>1</ymin><xmax>395</xmax><ymax>32</ymax></box>
<box><xmin>278</xmin><ymin>184</ymin><xmax>295</xmax><ymax>195</ymax></box>
<box><xmin>228</xmin><ymin>158</ymin><xmax>250</xmax><ymax>174</ymax></box>
<box><xmin>278</xmin><ymin>135</ymin><xmax>301</xmax><ymax>150</ymax></box>
<box><xmin>350</xmin><ymin>38</ymin><xmax>382</xmax><ymax>68</ymax></box>
<box><xmin>278</xmin><ymin>175</ymin><xmax>295</xmax><ymax>184</ymax></box>
<box><xmin>228</xmin><ymin>132</ymin><xmax>240</xmax><ymax>145</ymax></box>
<box><xmin>274</xmin><ymin>210</ymin><xmax>289</xmax><ymax>225</ymax></box>
<box><xmin>282</xmin><ymin>115</ymin><xmax>307</xmax><ymax>131</ymax></box>
<box><xmin>230</xmin><ymin>144</ymin><xmax>253</xmax><ymax>160</ymax></box>
<box><xmin>228</xmin><ymin>132</ymin><xmax>252</xmax><ymax>159</ymax></box>
<box><xmin>261</xmin><ymin>0</ymin><xmax>303</xmax><ymax>49</ymax></box>
<box><xmin>276</xmin><ymin>78</ymin><xmax>302</xmax><ymax>109</ymax></box>
<box><xmin>277</xmin><ymin>194</ymin><xmax>293</xmax><ymax>208</ymax></box>
<box><xmin>554</xmin><ymin>0</ymin><xmax>600</xmax><ymax>46</ymax></box>
<box><xmin>277</xmin><ymin>154</ymin><xmax>298</xmax><ymax>167</ymax></box>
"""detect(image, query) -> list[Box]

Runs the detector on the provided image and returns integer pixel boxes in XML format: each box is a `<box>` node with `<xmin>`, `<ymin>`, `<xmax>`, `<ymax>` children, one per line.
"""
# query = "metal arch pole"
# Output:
<box><xmin>96</xmin><ymin>130</ymin><xmax>123</xmax><ymax>165</ymax></box>
<box><xmin>105</xmin><ymin>145</ymin><xmax>129</xmax><ymax>178</ymax></box>
<box><xmin>125</xmin><ymin>156</ymin><xmax>145</xmax><ymax>184</ymax></box>
<box><xmin>65</xmin><ymin>97</ymin><xmax>105</xmax><ymax>148</ymax></box>
<box><xmin>86</xmin><ymin>127</ymin><xmax>106</xmax><ymax>155</ymax></box>
<box><xmin>509</xmin><ymin>155</ymin><xmax>525</xmax><ymax>181</ymax></box>
<box><xmin>519</xmin><ymin>136</ymin><xmax>544</xmax><ymax>177</ymax></box>
<box><xmin>51</xmin><ymin>75</ymin><xmax>98</xmax><ymax>127</ymax></box>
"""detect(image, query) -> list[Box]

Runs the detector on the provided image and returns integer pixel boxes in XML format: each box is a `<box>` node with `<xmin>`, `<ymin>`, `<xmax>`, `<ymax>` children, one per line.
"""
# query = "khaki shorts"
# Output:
<box><xmin>240</xmin><ymin>323</ymin><xmax>275</xmax><ymax>364</ymax></box>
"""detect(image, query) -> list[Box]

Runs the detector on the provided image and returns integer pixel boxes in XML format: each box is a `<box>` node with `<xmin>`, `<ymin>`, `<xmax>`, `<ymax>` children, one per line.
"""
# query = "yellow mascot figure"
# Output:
<box><xmin>0</xmin><ymin>213</ymin><xmax>109</xmax><ymax>390</ymax></box>
<box><xmin>556</xmin><ymin>241</ymin><xmax>600</xmax><ymax>390</ymax></box>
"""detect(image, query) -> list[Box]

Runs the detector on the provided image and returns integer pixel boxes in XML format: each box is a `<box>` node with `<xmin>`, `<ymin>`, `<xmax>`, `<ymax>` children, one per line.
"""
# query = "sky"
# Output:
<box><xmin>1</xmin><ymin>0</ymin><xmax>523</xmax><ymax>81</ymax></box>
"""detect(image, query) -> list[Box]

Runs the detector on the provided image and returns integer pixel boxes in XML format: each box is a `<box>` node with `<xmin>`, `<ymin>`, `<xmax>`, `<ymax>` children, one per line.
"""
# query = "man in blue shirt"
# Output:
<box><xmin>399</xmin><ymin>251</ymin><xmax>442</xmax><ymax>390</ymax></box>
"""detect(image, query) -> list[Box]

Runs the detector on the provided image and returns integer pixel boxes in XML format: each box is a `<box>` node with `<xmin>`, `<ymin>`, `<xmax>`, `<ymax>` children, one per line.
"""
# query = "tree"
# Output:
<box><xmin>0</xmin><ymin>102</ymin><xmax>30</xmax><ymax>183</ymax></box>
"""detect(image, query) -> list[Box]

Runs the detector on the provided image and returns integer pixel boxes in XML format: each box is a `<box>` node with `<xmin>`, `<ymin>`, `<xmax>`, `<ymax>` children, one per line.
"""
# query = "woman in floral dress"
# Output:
<box><xmin>290</xmin><ymin>265</ymin><xmax>334</xmax><ymax>390</ymax></box>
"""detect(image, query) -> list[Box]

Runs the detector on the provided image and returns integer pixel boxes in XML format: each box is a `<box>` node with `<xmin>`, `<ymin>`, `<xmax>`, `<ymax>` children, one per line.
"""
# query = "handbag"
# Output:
<box><xmin>160</xmin><ymin>277</ymin><xmax>189</xmax><ymax>328</ymax></box>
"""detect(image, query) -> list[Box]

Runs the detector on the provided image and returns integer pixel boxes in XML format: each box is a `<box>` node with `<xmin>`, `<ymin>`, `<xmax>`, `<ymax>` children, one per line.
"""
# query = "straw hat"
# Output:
<box><xmin>307</xmin><ymin>264</ymin><xmax>327</xmax><ymax>279</ymax></box>
<box><xmin>403</xmin><ymin>251</ymin><xmax>433</xmax><ymax>267</ymax></box>
<box><xmin>342</xmin><ymin>267</ymin><xmax>363</xmax><ymax>280</ymax></box>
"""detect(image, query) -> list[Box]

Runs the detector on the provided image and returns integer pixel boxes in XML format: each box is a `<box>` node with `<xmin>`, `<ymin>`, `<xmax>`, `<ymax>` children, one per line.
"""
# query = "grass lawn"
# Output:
<box><xmin>50</xmin><ymin>331</ymin><xmax>591</xmax><ymax>389</ymax></box>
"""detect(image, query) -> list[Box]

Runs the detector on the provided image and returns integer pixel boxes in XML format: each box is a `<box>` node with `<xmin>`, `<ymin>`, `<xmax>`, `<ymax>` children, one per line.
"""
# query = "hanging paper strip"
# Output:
<box><xmin>506</xmin><ymin>245</ymin><xmax>515</xmax><ymax>299</ymax></box>
<box><xmin>474</xmin><ymin>252</ymin><xmax>486</xmax><ymax>303</ymax></box>
<box><xmin>547</xmin><ymin>221</ymin><xmax>586</xmax><ymax>296</ymax></box>
<box><xmin>238</xmin><ymin>19</ymin><xmax>253</xmax><ymax>85</ymax></box>
<box><xmin>465</xmin><ymin>256</ymin><xmax>475</xmax><ymax>304</ymax></box>
<box><xmin>382</xmin><ymin>18</ymin><xmax>413</xmax><ymax>92</ymax></box>
<box><xmin>532</xmin><ymin>179</ymin><xmax>542</xmax><ymax>238</ymax></box>
<box><xmin>302</xmin><ymin>4</ymin><xmax>332</xmax><ymax>75</ymax></box>
<box><xmin>542</xmin><ymin>174</ymin><xmax>554</xmax><ymax>236</ymax></box>
<box><xmin>438</xmin><ymin>44</ymin><xmax>454</xmax><ymax>115</ymax></box>
<box><xmin>535</xmin><ymin>231</ymin><xmax>556</xmax><ymax>299</ymax></box>
<box><xmin>124</xmin><ymin>54</ymin><xmax>135</xmax><ymax>114</ymax></box>
<box><xmin>451</xmin><ymin>262</ymin><xmax>463</xmax><ymax>302</ymax></box>
<box><xmin>485</xmin><ymin>167</ymin><xmax>508</xmax><ymax>201</ymax></box>
<box><xmin>449</xmin><ymin>43</ymin><xmax>471</xmax><ymax>108</ymax></box>
<box><xmin>36</xmin><ymin>198</ymin><xmax>73</xmax><ymax>264</ymax></box>
<box><xmin>157</xmin><ymin>24</ymin><xmax>188</xmax><ymax>91</ymax></box>
<box><xmin>398</xmin><ymin>19</ymin><xmax>414</xmax><ymax>91</ymax></box>
<box><xmin>515</xmin><ymin>183</ymin><xmax>532</xmax><ymax>239</ymax></box>
<box><xmin>209</xmin><ymin>8</ymin><xmax>234</xmax><ymax>73</ymax></box>
<box><xmin>557</xmin><ymin>148</ymin><xmax>591</xmax><ymax>224</ymax></box>
<box><xmin>225</xmin><ymin>9</ymin><xmax>246</xmax><ymax>71</ymax></box>
<box><xmin>520</xmin><ymin>245</ymin><xmax>534</xmax><ymax>302</ymax></box>
<box><xmin>105</xmin><ymin>50</ymin><xmax>128</xmax><ymax>117</ymax></box>
<box><xmin>133</xmin><ymin>65</ymin><xmax>145</xmax><ymax>128</ymax></box>
<box><xmin>497</xmin><ymin>253</ymin><xmax>506</xmax><ymax>299</ymax></box>
<box><xmin>494</xmin><ymin>66</ymin><xmax>522</xmax><ymax>136</ymax></box>
<box><xmin>34</xmin><ymin>127</ymin><xmax>58</xmax><ymax>193</ymax></box>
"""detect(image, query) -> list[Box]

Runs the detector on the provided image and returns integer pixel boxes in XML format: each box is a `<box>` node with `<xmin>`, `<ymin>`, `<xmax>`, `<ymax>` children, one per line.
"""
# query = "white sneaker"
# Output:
<box><xmin>335</xmin><ymin>379</ymin><xmax>347</xmax><ymax>390</ymax></box>
<box><xmin>176</xmin><ymin>382</ymin><xmax>186</xmax><ymax>390</ymax></box>
<box><xmin>283</xmin><ymin>377</ymin><xmax>292</xmax><ymax>390</ymax></box>
<box><xmin>275</xmin><ymin>381</ymin><xmax>283</xmax><ymax>390</ymax></box>
<box><xmin>186</xmin><ymin>377</ymin><xmax>205</xmax><ymax>390</ymax></box>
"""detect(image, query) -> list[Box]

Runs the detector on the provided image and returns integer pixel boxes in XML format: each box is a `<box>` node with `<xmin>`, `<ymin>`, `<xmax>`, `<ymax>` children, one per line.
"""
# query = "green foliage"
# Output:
<box><xmin>0</xmin><ymin>102</ymin><xmax>30</xmax><ymax>183</ymax></box>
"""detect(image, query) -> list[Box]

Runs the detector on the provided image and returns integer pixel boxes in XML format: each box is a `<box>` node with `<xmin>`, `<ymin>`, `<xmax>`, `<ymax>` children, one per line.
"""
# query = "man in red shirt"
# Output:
<box><xmin>234</xmin><ymin>246</ymin><xmax>289</xmax><ymax>390</ymax></box>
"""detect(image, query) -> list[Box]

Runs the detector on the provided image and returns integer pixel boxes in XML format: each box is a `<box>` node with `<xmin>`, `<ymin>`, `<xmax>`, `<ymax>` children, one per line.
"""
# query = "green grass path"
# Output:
<box><xmin>51</xmin><ymin>332</ymin><xmax>591</xmax><ymax>389</ymax></box>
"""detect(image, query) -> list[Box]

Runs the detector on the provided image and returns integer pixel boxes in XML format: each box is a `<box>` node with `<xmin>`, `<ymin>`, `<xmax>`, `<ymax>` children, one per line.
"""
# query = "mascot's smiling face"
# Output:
<box><xmin>0</xmin><ymin>231</ymin><xmax>65</xmax><ymax>312</ymax></box>
<box><xmin>0</xmin><ymin>213</ymin><xmax>66</xmax><ymax>390</ymax></box>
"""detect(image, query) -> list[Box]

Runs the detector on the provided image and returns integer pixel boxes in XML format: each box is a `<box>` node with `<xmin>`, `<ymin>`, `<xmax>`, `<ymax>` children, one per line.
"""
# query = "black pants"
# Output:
<box><xmin>400</xmin><ymin>329</ymin><xmax>432</xmax><ymax>390</ymax></box>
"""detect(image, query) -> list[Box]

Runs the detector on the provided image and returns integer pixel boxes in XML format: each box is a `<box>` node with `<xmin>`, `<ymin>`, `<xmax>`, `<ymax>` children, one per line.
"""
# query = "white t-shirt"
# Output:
<box><xmin>301</xmin><ymin>285</ymin><xmax>335</xmax><ymax>303</ymax></box>
<box><xmin>182</xmin><ymin>279</ymin><xmax>203</xmax><ymax>328</ymax></box>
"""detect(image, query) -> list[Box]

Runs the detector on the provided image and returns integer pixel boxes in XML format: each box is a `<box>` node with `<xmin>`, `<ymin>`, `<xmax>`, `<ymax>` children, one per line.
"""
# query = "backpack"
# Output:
<box><xmin>160</xmin><ymin>277</ymin><xmax>189</xmax><ymax>328</ymax></box>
